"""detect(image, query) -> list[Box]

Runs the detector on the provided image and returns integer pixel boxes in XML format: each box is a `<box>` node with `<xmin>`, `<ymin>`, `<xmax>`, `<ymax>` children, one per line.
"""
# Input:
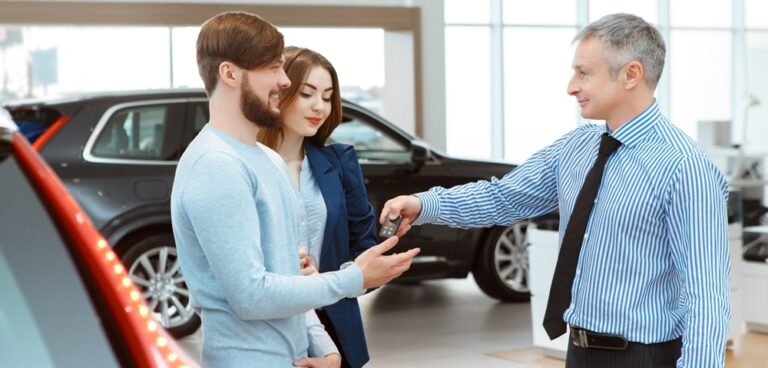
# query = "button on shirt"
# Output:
<box><xmin>414</xmin><ymin>100</ymin><xmax>730</xmax><ymax>367</ymax></box>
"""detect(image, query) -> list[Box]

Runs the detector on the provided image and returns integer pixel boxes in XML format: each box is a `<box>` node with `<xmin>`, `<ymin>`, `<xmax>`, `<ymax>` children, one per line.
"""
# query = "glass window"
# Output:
<box><xmin>746</xmin><ymin>0</ymin><xmax>768</xmax><ymax>28</ymax></box>
<box><xmin>670</xmin><ymin>0</ymin><xmax>731</xmax><ymax>28</ymax></box>
<box><xmin>171</xmin><ymin>27</ymin><xmax>203</xmax><ymax>89</ymax></box>
<box><xmin>503</xmin><ymin>0</ymin><xmax>576</xmax><ymax>26</ymax></box>
<box><xmin>0</xmin><ymin>158</ymin><xmax>120</xmax><ymax>368</ymax></box>
<box><xmin>328</xmin><ymin>114</ymin><xmax>408</xmax><ymax>163</ymax></box>
<box><xmin>589</xmin><ymin>0</ymin><xmax>657</xmax><ymax>24</ymax></box>
<box><xmin>8</xmin><ymin>106</ymin><xmax>61</xmax><ymax>143</ymax></box>
<box><xmin>92</xmin><ymin>104</ymin><xmax>180</xmax><ymax>160</ymax></box>
<box><xmin>192</xmin><ymin>103</ymin><xmax>208</xmax><ymax>135</ymax></box>
<box><xmin>445</xmin><ymin>0</ymin><xmax>491</xmax><ymax>24</ymax></box>
<box><xmin>281</xmin><ymin>28</ymin><xmax>385</xmax><ymax>114</ymax></box>
<box><xmin>503</xmin><ymin>27</ymin><xmax>577</xmax><ymax>164</ymax></box>
<box><xmin>745</xmin><ymin>32</ymin><xmax>768</xmax><ymax>150</ymax></box>
<box><xmin>669</xmin><ymin>30</ymin><xmax>731</xmax><ymax>140</ymax></box>
<box><xmin>3</xmin><ymin>27</ymin><xmax>171</xmax><ymax>100</ymax></box>
<box><xmin>445</xmin><ymin>26</ymin><xmax>492</xmax><ymax>159</ymax></box>
<box><xmin>0</xmin><ymin>252</ymin><xmax>56</xmax><ymax>368</ymax></box>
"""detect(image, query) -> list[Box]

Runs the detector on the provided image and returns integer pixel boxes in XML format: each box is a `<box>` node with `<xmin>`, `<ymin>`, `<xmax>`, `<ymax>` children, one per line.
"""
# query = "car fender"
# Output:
<box><xmin>99</xmin><ymin>203</ymin><xmax>172</xmax><ymax>253</ymax></box>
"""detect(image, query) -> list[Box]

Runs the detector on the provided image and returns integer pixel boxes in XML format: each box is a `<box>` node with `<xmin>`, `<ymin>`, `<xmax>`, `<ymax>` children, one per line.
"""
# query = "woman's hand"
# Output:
<box><xmin>293</xmin><ymin>353</ymin><xmax>341</xmax><ymax>368</ymax></box>
<box><xmin>299</xmin><ymin>246</ymin><xmax>318</xmax><ymax>276</ymax></box>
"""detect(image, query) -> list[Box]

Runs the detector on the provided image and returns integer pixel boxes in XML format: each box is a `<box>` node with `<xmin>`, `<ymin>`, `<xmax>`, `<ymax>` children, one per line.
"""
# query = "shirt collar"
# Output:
<box><xmin>606</xmin><ymin>99</ymin><xmax>661</xmax><ymax>148</ymax></box>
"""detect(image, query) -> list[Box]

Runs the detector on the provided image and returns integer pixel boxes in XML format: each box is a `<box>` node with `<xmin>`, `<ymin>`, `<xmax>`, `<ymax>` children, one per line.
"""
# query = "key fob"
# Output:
<box><xmin>379</xmin><ymin>216</ymin><xmax>402</xmax><ymax>238</ymax></box>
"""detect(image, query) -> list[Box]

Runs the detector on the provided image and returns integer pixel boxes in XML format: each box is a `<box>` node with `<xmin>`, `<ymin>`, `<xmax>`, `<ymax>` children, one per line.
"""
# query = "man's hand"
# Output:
<box><xmin>354</xmin><ymin>236</ymin><xmax>420</xmax><ymax>289</ymax></box>
<box><xmin>293</xmin><ymin>353</ymin><xmax>341</xmax><ymax>368</ymax></box>
<box><xmin>379</xmin><ymin>195</ymin><xmax>421</xmax><ymax>236</ymax></box>
<box><xmin>298</xmin><ymin>247</ymin><xmax>318</xmax><ymax>276</ymax></box>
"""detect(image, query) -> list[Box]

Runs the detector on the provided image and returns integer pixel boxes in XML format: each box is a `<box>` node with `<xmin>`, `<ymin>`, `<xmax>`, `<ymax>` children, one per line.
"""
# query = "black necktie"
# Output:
<box><xmin>543</xmin><ymin>133</ymin><xmax>622</xmax><ymax>340</ymax></box>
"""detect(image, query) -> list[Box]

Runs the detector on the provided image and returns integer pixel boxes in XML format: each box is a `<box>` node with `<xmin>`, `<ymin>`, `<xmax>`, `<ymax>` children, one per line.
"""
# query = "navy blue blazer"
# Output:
<box><xmin>305</xmin><ymin>142</ymin><xmax>378</xmax><ymax>368</ymax></box>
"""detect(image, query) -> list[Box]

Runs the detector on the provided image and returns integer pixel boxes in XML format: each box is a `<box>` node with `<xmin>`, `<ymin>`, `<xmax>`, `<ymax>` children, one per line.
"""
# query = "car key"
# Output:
<box><xmin>379</xmin><ymin>216</ymin><xmax>402</xmax><ymax>238</ymax></box>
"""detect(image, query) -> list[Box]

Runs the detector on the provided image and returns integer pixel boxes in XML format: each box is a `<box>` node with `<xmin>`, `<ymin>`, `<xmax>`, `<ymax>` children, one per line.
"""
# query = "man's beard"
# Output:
<box><xmin>240</xmin><ymin>77</ymin><xmax>281</xmax><ymax>128</ymax></box>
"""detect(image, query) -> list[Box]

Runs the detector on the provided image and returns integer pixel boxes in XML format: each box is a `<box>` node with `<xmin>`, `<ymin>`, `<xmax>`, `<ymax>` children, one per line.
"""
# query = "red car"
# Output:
<box><xmin>0</xmin><ymin>109</ymin><xmax>197</xmax><ymax>368</ymax></box>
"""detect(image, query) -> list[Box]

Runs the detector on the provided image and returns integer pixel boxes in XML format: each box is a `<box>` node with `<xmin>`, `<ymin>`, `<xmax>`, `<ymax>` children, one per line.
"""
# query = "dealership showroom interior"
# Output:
<box><xmin>2</xmin><ymin>0</ymin><xmax>768</xmax><ymax>367</ymax></box>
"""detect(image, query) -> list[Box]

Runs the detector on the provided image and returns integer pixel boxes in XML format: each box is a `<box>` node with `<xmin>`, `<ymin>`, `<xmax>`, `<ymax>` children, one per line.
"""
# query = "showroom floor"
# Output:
<box><xmin>178</xmin><ymin>276</ymin><xmax>767</xmax><ymax>367</ymax></box>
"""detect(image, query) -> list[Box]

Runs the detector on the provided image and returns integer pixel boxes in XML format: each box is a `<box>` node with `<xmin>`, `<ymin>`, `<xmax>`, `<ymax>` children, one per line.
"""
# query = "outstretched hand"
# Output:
<box><xmin>354</xmin><ymin>236</ymin><xmax>420</xmax><ymax>289</ymax></box>
<box><xmin>379</xmin><ymin>195</ymin><xmax>421</xmax><ymax>237</ymax></box>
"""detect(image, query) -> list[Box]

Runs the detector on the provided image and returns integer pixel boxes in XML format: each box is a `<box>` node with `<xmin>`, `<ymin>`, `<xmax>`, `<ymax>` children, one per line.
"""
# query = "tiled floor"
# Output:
<box><xmin>178</xmin><ymin>276</ymin><xmax>768</xmax><ymax>367</ymax></box>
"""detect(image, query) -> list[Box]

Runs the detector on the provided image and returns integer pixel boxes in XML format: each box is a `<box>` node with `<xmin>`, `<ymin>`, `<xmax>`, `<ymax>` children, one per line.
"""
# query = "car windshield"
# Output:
<box><xmin>0</xmin><ymin>146</ymin><xmax>120</xmax><ymax>368</ymax></box>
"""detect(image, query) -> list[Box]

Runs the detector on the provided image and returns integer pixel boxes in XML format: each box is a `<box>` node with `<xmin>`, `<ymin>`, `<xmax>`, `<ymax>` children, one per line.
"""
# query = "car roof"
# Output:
<box><xmin>5</xmin><ymin>88</ymin><xmax>372</xmax><ymax>111</ymax></box>
<box><xmin>0</xmin><ymin>108</ymin><xmax>19</xmax><ymax>133</ymax></box>
<box><xmin>4</xmin><ymin>88</ymin><xmax>208</xmax><ymax>107</ymax></box>
<box><xmin>0</xmin><ymin>108</ymin><xmax>16</xmax><ymax>131</ymax></box>
<box><xmin>4</xmin><ymin>88</ymin><xmax>429</xmax><ymax>151</ymax></box>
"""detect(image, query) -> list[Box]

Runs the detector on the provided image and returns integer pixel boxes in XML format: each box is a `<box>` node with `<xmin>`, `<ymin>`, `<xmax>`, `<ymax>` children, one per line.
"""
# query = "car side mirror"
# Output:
<box><xmin>409</xmin><ymin>140</ymin><xmax>430</xmax><ymax>173</ymax></box>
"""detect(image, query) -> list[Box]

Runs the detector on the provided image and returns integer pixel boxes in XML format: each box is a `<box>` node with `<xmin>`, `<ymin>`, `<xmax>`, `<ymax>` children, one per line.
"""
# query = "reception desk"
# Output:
<box><xmin>528</xmin><ymin>226</ymin><xmax>568</xmax><ymax>359</ymax></box>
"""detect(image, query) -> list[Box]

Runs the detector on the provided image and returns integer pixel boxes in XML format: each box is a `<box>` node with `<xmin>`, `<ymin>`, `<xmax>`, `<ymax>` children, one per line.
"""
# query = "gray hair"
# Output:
<box><xmin>574</xmin><ymin>13</ymin><xmax>666</xmax><ymax>90</ymax></box>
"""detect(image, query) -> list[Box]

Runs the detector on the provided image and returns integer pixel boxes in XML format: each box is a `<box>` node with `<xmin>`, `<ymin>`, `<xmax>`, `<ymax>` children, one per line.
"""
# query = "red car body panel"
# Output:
<box><xmin>10</xmin><ymin>130</ymin><xmax>197</xmax><ymax>368</ymax></box>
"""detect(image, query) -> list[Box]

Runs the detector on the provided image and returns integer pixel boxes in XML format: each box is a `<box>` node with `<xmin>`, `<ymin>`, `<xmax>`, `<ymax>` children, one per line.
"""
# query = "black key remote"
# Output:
<box><xmin>379</xmin><ymin>216</ymin><xmax>402</xmax><ymax>238</ymax></box>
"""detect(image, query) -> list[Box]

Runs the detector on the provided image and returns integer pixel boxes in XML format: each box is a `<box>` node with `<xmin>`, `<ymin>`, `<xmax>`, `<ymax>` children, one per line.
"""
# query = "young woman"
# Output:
<box><xmin>258</xmin><ymin>47</ymin><xmax>378</xmax><ymax>368</ymax></box>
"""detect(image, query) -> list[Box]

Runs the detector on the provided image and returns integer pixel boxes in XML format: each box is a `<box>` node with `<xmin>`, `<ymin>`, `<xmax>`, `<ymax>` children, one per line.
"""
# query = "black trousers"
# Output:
<box><xmin>315</xmin><ymin>309</ymin><xmax>352</xmax><ymax>368</ymax></box>
<box><xmin>565</xmin><ymin>336</ymin><xmax>682</xmax><ymax>368</ymax></box>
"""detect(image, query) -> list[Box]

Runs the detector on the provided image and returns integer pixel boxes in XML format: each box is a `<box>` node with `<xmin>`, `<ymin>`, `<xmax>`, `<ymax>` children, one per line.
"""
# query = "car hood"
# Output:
<box><xmin>437</xmin><ymin>153</ymin><xmax>517</xmax><ymax>179</ymax></box>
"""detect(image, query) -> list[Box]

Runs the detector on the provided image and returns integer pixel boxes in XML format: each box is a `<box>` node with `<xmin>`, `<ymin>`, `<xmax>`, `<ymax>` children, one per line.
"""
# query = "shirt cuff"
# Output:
<box><xmin>339</xmin><ymin>261</ymin><xmax>365</xmax><ymax>297</ymax></box>
<box><xmin>413</xmin><ymin>191</ymin><xmax>439</xmax><ymax>225</ymax></box>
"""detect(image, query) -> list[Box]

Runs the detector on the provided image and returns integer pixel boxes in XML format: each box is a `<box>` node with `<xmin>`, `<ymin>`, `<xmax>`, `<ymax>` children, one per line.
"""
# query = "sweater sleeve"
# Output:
<box><xmin>178</xmin><ymin>151</ymin><xmax>364</xmax><ymax>320</ymax></box>
<box><xmin>306</xmin><ymin>311</ymin><xmax>338</xmax><ymax>358</ymax></box>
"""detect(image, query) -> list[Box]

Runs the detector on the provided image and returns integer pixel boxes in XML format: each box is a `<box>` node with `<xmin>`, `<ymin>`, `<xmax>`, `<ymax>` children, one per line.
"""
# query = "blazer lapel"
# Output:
<box><xmin>304</xmin><ymin>142</ymin><xmax>342</xmax><ymax>270</ymax></box>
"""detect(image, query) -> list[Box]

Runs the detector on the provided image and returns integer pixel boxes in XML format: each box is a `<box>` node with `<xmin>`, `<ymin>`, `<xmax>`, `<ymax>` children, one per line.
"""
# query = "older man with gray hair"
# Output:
<box><xmin>381</xmin><ymin>13</ymin><xmax>729</xmax><ymax>367</ymax></box>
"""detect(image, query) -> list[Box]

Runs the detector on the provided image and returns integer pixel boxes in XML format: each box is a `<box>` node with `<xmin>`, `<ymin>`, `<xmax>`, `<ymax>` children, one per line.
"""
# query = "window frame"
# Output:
<box><xmin>83</xmin><ymin>98</ymin><xmax>197</xmax><ymax>165</ymax></box>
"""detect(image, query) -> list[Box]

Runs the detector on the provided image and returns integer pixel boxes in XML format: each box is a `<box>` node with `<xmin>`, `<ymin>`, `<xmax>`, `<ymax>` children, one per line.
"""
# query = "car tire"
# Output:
<box><xmin>121</xmin><ymin>233</ymin><xmax>200</xmax><ymax>337</ymax></box>
<box><xmin>472</xmin><ymin>222</ymin><xmax>531</xmax><ymax>302</ymax></box>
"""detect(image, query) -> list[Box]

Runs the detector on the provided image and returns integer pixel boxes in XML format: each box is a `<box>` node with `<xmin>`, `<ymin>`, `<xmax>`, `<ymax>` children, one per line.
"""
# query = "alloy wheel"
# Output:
<box><xmin>492</xmin><ymin>221</ymin><xmax>530</xmax><ymax>293</ymax></box>
<box><xmin>127</xmin><ymin>246</ymin><xmax>195</xmax><ymax>329</ymax></box>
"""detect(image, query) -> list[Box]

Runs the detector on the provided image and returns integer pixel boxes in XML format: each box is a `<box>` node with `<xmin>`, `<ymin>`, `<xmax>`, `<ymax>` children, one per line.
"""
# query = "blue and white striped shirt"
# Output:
<box><xmin>415</xmin><ymin>101</ymin><xmax>730</xmax><ymax>367</ymax></box>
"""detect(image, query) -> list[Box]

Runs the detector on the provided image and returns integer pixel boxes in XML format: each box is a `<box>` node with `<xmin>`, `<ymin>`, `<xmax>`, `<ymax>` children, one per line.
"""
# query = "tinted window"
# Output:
<box><xmin>180</xmin><ymin>102</ymin><xmax>209</xmax><ymax>153</ymax></box>
<box><xmin>329</xmin><ymin>115</ymin><xmax>409</xmax><ymax>163</ymax></box>
<box><xmin>192</xmin><ymin>103</ymin><xmax>208</xmax><ymax>135</ymax></box>
<box><xmin>6</xmin><ymin>107</ymin><xmax>62</xmax><ymax>143</ymax></box>
<box><xmin>0</xmin><ymin>154</ymin><xmax>120</xmax><ymax>368</ymax></box>
<box><xmin>92</xmin><ymin>104</ymin><xmax>182</xmax><ymax>160</ymax></box>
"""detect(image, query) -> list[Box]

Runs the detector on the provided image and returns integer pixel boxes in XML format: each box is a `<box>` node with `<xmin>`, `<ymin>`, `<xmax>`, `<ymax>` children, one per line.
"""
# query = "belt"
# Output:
<box><xmin>569</xmin><ymin>325</ymin><xmax>629</xmax><ymax>350</ymax></box>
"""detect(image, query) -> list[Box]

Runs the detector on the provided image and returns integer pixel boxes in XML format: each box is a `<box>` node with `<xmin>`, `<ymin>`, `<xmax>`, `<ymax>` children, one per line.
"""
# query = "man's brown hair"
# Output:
<box><xmin>196</xmin><ymin>11</ymin><xmax>284</xmax><ymax>95</ymax></box>
<box><xmin>258</xmin><ymin>46</ymin><xmax>343</xmax><ymax>149</ymax></box>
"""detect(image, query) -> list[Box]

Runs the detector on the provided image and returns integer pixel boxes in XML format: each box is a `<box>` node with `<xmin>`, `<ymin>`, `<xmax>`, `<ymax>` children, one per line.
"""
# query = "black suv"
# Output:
<box><xmin>6</xmin><ymin>89</ymin><xmax>556</xmax><ymax>337</ymax></box>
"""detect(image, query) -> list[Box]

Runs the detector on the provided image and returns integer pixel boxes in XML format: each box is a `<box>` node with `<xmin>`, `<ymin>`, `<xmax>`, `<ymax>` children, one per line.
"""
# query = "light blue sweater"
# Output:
<box><xmin>171</xmin><ymin>125</ymin><xmax>363</xmax><ymax>367</ymax></box>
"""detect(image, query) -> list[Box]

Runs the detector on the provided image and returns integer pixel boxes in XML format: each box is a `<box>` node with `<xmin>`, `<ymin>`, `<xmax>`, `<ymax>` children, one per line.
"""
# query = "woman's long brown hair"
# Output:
<box><xmin>258</xmin><ymin>46</ymin><xmax>342</xmax><ymax>150</ymax></box>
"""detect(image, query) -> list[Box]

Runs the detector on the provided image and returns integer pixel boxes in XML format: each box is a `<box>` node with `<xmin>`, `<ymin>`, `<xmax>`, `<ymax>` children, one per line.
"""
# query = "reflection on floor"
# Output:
<box><xmin>179</xmin><ymin>276</ymin><xmax>535</xmax><ymax>367</ymax></box>
<box><xmin>358</xmin><ymin>277</ymin><xmax>533</xmax><ymax>367</ymax></box>
<box><xmin>178</xmin><ymin>276</ymin><xmax>768</xmax><ymax>367</ymax></box>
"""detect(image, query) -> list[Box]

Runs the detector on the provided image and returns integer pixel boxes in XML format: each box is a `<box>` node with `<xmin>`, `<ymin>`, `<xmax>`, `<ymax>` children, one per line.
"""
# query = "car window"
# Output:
<box><xmin>6</xmin><ymin>107</ymin><xmax>62</xmax><ymax>144</ymax></box>
<box><xmin>91</xmin><ymin>104</ymin><xmax>180</xmax><ymax>160</ymax></box>
<box><xmin>0</xmin><ymin>253</ymin><xmax>56</xmax><ymax>368</ymax></box>
<box><xmin>0</xmin><ymin>155</ymin><xmax>120</xmax><ymax>368</ymax></box>
<box><xmin>180</xmin><ymin>102</ymin><xmax>209</xmax><ymax>153</ymax></box>
<box><xmin>328</xmin><ymin>115</ymin><xmax>410</xmax><ymax>163</ymax></box>
<box><xmin>193</xmin><ymin>103</ymin><xmax>208</xmax><ymax>134</ymax></box>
